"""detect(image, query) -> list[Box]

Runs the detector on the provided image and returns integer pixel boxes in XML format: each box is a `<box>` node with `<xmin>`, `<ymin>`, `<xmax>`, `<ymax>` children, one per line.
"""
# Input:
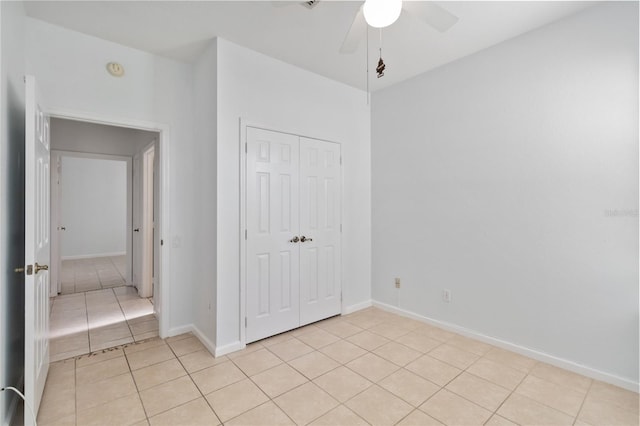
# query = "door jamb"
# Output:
<box><xmin>239</xmin><ymin>118</ymin><xmax>344</xmax><ymax>349</ymax></box>
<box><xmin>48</xmin><ymin>108</ymin><xmax>171</xmax><ymax>338</ymax></box>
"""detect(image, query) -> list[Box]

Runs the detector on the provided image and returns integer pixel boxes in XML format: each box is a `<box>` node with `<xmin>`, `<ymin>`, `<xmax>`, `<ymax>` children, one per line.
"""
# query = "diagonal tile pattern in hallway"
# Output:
<box><xmin>38</xmin><ymin>307</ymin><xmax>639</xmax><ymax>426</ymax></box>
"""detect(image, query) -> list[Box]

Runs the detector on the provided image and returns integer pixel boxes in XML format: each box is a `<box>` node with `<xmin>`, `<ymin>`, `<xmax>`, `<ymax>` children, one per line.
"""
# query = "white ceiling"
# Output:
<box><xmin>24</xmin><ymin>1</ymin><xmax>595</xmax><ymax>91</ymax></box>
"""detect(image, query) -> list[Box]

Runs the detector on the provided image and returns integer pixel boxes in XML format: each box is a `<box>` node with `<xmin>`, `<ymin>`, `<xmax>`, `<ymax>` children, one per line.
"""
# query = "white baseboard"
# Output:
<box><xmin>190</xmin><ymin>326</ymin><xmax>216</xmax><ymax>356</ymax></box>
<box><xmin>215</xmin><ymin>341</ymin><xmax>245</xmax><ymax>357</ymax></box>
<box><xmin>372</xmin><ymin>301</ymin><xmax>639</xmax><ymax>392</ymax></box>
<box><xmin>61</xmin><ymin>251</ymin><xmax>126</xmax><ymax>261</ymax></box>
<box><xmin>167</xmin><ymin>324</ymin><xmax>194</xmax><ymax>338</ymax></box>
<box><xmin>342</xmin><ymin>299</ymin><xmax>372</xmax><ymax>315</ymax></box>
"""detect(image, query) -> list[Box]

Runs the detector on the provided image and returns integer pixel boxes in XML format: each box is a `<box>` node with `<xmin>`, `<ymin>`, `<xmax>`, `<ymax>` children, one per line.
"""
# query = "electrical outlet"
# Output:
<box><xmin>394</xmin><ymin>278</ymin><xmax>401</xmax><ymax>289</ymax></box>
<box><xmin>442</xmin><ymin>289</ymin><xmax>452</xmax><ymax>303</ymax></box>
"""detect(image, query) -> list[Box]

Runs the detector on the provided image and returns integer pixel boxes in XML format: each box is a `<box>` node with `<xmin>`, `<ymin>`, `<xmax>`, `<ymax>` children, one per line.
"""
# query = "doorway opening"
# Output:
<box><xmin>48</xmin><ymin>117</ymin><xmax>162</xmax><ymax>361</ymax></box>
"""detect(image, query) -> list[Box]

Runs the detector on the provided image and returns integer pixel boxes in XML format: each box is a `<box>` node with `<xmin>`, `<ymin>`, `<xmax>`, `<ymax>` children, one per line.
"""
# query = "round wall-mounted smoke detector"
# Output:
<box><xmin>106</xmin><ymin>62</ymin><xmax>125</xmax><ymax>77</ymax></box>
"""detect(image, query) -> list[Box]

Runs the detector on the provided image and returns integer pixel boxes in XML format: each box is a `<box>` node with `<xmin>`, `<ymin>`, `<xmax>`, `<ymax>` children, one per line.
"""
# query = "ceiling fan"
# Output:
<box><xmin>340</xmin><ymin>0</ymin><xmax>459</xmax><ymax>54</ymax></box>
<box><xmin>271</xmin><ymin>1</ymin><xmax>459</xmax><ymax>54</ymax></box>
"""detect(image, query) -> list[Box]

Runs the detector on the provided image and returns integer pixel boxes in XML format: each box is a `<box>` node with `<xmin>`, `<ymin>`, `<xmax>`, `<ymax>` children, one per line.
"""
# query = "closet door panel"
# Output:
<box><xmin>246</xmin><ymin>127</ymin><xmax>300</xmax><ymax>342</ymax></box>
<box><xmin>299</xmin><ymin>138</ymin><xmax>342</xmax><ymax>325</ymax></box>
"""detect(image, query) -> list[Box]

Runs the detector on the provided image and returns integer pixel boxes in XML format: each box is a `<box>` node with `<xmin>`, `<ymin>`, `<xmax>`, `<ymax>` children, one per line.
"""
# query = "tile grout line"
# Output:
<box><xmin>573</xmin><ymin>378</ymin><xmax>594</xmax><ymax>426</ymax></box>
<box><xmin>169</xmin><ymin>338</ymin><xmax>225</xmax><ymax>425</ymax></box>
<box><xmin>122</xmin><ymin>343</ymin><xmax>151</xmax><ymax>424</ymax></box>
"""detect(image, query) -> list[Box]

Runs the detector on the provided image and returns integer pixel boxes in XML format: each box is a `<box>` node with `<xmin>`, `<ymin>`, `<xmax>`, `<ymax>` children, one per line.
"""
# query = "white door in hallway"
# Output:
<box><xmin>246</xmin><ymin>127</ymin><xmax>300</xmax><ymax>342</ymax></box>
<box><xmin>24</xmin><ymin>75</ymin><xmax>50</xmax><ymax>424</ymax></box>
<box><xmin>245</xmin><ymin>128</ymin><xmax>341</xmax><ymax>343</ymax></box>
<box><xmin>299</xmin><ymin>137</ymin><xmax>342</xmax><ymax>326</ymax></box>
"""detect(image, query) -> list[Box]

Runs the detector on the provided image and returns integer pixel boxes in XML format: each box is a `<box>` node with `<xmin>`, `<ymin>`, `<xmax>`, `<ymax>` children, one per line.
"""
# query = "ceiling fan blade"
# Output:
<box><xmin>402</xmin><ymin>1</ymin><xmax>459</xmax><ymax>33</ymax></box>
<box><xmin>340</xmin><ymin>6</ymin><xmax>367</xmax><ymax>54</ymax></box>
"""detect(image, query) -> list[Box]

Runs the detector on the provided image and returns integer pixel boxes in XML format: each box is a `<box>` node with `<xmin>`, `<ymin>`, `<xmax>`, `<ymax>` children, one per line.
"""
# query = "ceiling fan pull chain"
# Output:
<box><xmin>376</xmin><ymin>28</ymin><xmax>386</xmax><ymax>78</ymax></box>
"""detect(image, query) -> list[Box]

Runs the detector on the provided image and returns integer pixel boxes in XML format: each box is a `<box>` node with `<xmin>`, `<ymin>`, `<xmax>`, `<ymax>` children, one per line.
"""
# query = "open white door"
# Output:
<box><xmin>133</xmin><ymin>152</ymin><xmax>141</xmax><ymax>289</ymax></box>
<box><xmin>139</xmin><ymin>145</ymin><xmax>155</xmax><ymax>298</ymax></box>
<box><xmin>24</xmin><ymin>75</ymin><xmax>50</xmax><ymax>424</ymax></box>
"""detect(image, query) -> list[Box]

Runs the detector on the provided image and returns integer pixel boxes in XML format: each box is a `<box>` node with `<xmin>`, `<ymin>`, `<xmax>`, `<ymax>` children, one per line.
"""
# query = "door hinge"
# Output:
<box><xmin>245</xmin><ymin>317</ymin><xmax>248</xmax><ymax>327</ymax></box>
<box><xmin>161</xmin><ymin>239</ymin><xmax>164</xmax><ymax>246</ymax></box>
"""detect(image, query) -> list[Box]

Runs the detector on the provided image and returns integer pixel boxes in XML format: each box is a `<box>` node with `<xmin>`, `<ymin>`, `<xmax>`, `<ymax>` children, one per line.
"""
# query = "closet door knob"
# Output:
<box><xmin>289</xmin><ymin>236</ymin><xmax>299</xmax><ymax>243</ymax></box>
<box><xmin>300</xmin><ymin>236</ymin><xmax>313</xmax><ymax>242</ymax></box>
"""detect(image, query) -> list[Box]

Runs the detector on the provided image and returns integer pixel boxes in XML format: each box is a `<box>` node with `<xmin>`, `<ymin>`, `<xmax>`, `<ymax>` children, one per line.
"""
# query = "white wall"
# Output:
<box><xmin>215</xmin><ymin>39</ymin><xmax>371</xmax><ymax>350</ymax></box>
<box><xmin>60</xmin><ymin>157</ymin><xmax>127</xmax><ymax>259</ymax></box>
<box><xmin>0</xmin><ymin>3</ymin><xmax>26</xmax><ymax>424</ymax></box>
<box><xmin>371</xmin><ymin>2</ymin><xmax>638</xmax><ymax>388</ymax></box>
<box><xmin>193</xmin><ymin>39</ymin><xmax>217</xmax><ymax>349</ymax></box>
<box><xmin>25</xmin><ymin>17</ymin><xmax>198</xmax><ymax>333</ymax></box>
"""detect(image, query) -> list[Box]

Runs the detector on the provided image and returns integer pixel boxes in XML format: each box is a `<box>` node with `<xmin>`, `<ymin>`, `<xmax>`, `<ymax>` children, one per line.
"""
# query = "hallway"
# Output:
<box><xmin>59</xmin><ymin>256</ymin><xmax>127</xmax><ymax>294</ymax></box>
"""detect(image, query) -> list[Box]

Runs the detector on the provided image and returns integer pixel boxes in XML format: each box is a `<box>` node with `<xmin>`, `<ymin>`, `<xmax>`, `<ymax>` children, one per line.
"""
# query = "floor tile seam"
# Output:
<box><xmin>377</xmin><ymin>366</ymin><xmax>444</xmax><ymax>408</ymax></box>
<box><xmin>141</xmin><ymin>382</ymin><xmax>202</xmax><ymax>421</ymax></box>
<box><xmin>342</xmin><ymin>382</ymin><xmax>417</xmax><ymax>420</ymax></box>
<box><xmin>572</xmin><ymin>377</ymin><xmax>595</xmax><ymax>425</ymax></box>
<box><xmin>182</xmin><ymin>343</ymin><xmax>254</xmax><ymax>409</ymax></box>
<box><xmin>341</xmin><ymin>356</ymin><xmax>401</xmax><ymax>386</ymax></box>
<box><xmin>244</xmin><ymin>397</ymin><xmax>301</xmax><ymax>426</ymax></box>
<box><xmin>526</xmin><ymin>369</ymin><xmax>593</xmax><ymax>395</ymax></box>
<box><xmin>126</xmin><ymin>352</ymin><xmax>177</xmax><ymax>373</ymax></box>
<box><xmin>440</xmin><ymin>375</ymin><xmax>514</xmax><ymax>416</ymax></box>
<box><xmin>489</xmin><ymin>367</ymin><xmax>550</xmax><ymax>425</ymax></box>
<box><xmin>269</xmin><ymin>382</ymin><xmax>340</xmax><ymax>426</ymax></box>
<box><xmin>147</xmin><ymin>395</ymin><xmax>220</xmax><ymax>426</ymax></box>
<box><xmin>109</xmin><ymin>256</ymin><xmax>127</xmax><ymax>282</ymax></box>
<box><xmin>481</xmin><ymin>353</ymin><xmax>539</xmax><ymax>375</ymax></box>
<box><xmin>512</xmin><ymin>380</ymin><xmax>589</xmax><ymax>418</ymax></box>
<box><xmin>72</xmin><ymin>357</ymin><xmax>78</xmax><ymax>425</ymax></box>
<box><xmin>393</xmin><ymin>408</ymin><xmax>427</xmax><ymax>426</ymax></box>
<box><xmin>287</xmin><ymin>357</ymin><xmax>343</xmax><ymax>382</ymax></box>
<box><xmin>199</xmin><ymin>366</ymin><xmax>273</xmax><ymax>423</ymax></box>
<box><xmin>262</xmin><ymin>340</ymin><xmax>314</xmax><ymax>364</ymax></box>
<box><xmin>425</xmin><ymin>349</ymin><xmax>481</xmax><ymax>372</ymax></box>
<box><xmin>80</xmin><ymin>291</ymin><xmax>90</xmax><ymax>355</ymax></box>
<box><xmin>378</xmin><ymin>369</ymin><xmax>442</xmax><ymax>412</ymax></box>
<box><xmin>368</xmin><ymin>328</ymin><xmax>413</xmax><ymax>342</ymax></box>
<box><xmin>111</xmin><ymin>286</ymin><xmax>136</xmax><ymax>343</ymax></box>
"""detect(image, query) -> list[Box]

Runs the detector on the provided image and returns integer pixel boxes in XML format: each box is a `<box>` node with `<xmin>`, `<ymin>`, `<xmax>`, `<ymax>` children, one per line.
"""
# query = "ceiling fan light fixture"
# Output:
<box><xmin>363</xmin><ymin>0</ymin><xmax>402</xmax><ymax>28</ymax></box>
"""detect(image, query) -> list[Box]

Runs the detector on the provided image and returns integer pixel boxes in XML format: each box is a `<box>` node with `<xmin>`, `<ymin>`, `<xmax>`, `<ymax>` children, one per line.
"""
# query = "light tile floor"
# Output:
<box><xmin>38</xmin><ymin>307</ymin><xmax>639</xmax><ymax>426</ymax></box>
<box><xmin>50</xmin><ymin>286</ymin><xmax>158</xmax><ymax>362</ymax></box>
<box><xmin>60</xmin><ymin>256</ymin><xmax>128</xmax><ymax>294</ymax></box>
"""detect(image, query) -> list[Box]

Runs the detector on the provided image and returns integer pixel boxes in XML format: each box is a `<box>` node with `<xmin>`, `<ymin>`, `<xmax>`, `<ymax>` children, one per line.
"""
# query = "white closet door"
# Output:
<box><xmin>246</xmin><ymin>127</ymin><xmax>300</xmax><ymax>342</ymax></box>
<box><xmin>299</xmin><ymin>137</ymin><xmax>342</xmax><ymax>325</ymax></box>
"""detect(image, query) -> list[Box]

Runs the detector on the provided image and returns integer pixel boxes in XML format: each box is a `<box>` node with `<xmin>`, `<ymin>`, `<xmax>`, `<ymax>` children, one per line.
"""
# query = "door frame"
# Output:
<box><xmin>239</xmin><ymin>119</ymin><xmax>344</xmax><ymax>347</ymax></box>
<box><xmin>50</xmin><ymin>150</ymin><xmax>133</xmax><ymax>296</ymax></box>
<box><xmin>48</xmin><ymin>108</ymin><xmax>171</xmax><ymax>337</ymax></box>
